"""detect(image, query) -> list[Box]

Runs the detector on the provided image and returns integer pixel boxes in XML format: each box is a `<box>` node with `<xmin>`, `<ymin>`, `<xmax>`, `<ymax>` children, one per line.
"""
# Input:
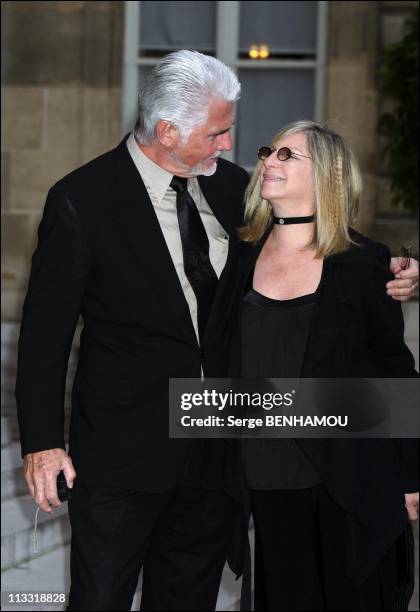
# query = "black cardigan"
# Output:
<box><xmin>223</xmin><ymin>229</ymin><xmax>419</xmax><ymax>585</ymax></box>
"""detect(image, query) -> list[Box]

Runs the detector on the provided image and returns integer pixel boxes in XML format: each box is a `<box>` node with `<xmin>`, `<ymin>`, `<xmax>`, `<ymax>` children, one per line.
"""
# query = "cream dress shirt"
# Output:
<box><xmin>126</xmin><ymin>132</ymin><xmax>229</xmax><ymax>344</ymax></box>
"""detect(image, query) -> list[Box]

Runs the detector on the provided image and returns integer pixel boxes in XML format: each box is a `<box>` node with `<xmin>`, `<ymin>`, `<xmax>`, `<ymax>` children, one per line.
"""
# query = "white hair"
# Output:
<box><xmin>134</xmin><ymin>50</ymin><xmax>240</xmax><ymax>144</ymax></box>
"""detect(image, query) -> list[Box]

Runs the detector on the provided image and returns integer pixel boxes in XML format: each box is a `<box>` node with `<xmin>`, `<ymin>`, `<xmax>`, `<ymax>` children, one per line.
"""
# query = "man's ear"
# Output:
<box><xmin>156</xmin><ymin>121</ymin><xmax>179</xmax><ymax>148</ymax></box>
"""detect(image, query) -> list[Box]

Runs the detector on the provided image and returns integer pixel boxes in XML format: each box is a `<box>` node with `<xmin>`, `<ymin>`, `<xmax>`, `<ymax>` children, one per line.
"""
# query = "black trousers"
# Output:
<box><xmin>67</xmin><ymin>478</ymin><xmax>233</xmax><ymax>611</ymax></box>
<box><xmin>250</xmin><ymin>485</ymin><xmax>400</xmax><ymax>611</ymax></box>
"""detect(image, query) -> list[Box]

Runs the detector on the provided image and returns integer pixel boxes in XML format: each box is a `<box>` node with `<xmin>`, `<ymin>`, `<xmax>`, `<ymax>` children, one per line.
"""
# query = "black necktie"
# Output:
<box><xmin>170</xmin><ymin>176</ymin><xmax>218</xmax><ymax>342</ymax></box>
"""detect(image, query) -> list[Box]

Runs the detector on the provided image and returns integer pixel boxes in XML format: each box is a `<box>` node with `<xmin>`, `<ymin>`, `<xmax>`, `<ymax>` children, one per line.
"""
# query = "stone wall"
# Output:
<box><xmin>1</xmin><ymin>1</ymin><xmax>123</xmax><ymax>321</ymax></box>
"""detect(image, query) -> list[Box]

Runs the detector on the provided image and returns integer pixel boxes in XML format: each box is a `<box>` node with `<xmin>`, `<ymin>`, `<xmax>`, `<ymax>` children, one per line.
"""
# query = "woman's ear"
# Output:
<box><xmin>155</xmin><ymin>121</ymin><xmax>179</xmax><ymax>148</ymax></box>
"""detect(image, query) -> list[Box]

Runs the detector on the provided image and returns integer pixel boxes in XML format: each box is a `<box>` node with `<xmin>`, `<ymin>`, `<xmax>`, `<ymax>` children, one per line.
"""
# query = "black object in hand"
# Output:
<box><xmin>56</xmin><ymin>472</ymin><xmax>72</xmax><ymax>502</ymax></box>
<box><xmin>399</xmin><ymin>245</ymin><xmax>412</xmax><ymax>270</ymax></box>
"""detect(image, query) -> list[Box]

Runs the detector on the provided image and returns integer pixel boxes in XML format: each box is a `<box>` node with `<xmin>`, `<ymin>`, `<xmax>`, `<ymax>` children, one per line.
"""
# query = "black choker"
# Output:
<box><xmin>273</xmin><ymin>215</ymin><xmax>315</xmax><ymax>225</ymax></box>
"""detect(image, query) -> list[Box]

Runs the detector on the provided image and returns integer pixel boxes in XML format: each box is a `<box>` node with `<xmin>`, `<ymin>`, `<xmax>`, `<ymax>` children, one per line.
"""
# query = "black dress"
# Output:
<box><xmin>240</xmin><ymin>288</ymin><xmax>322</xmax><ymax>490</ymax></box>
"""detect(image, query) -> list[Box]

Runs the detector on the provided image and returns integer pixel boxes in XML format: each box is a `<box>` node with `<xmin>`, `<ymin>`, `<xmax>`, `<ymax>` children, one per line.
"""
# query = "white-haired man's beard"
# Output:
<box><xmin>169</xmin><ymin>149</ymin><xmax>221</xmax><ymax>177</ymax></box>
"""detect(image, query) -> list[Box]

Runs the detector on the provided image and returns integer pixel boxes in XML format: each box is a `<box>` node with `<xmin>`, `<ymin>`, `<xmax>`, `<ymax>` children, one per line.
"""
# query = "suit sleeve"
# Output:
<box><xmin>15</xmin><ymin>186</ymin><xmax>91</xmax><ymax>457</ymax></box>
<box><xmin>364</xmin><ymin>245</ymin><xmax>417</xmax><ymax>376</ymax></box>
<box><xmin>363</xmin><ymin>247</ymin><xmax>419</xmax><ymax>492</ymax></box>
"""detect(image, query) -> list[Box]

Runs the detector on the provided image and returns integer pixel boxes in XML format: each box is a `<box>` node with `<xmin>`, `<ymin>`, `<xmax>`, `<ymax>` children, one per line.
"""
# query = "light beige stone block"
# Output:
<box><xmin>81</xmin><ymin>2</ymin><xmax>123</xmax><ymax>88</ymax></box>
<box><xmin>107</xmin><ymin>87</ymin><xmax>123</xmax><ymax>148</ymax></box>
<box><xmin>1</xmin><ymin>87</ymin><xmax>44</xmax><ymax>149</ymax></box>
<box><xmin>6</xmin><ymin>2</ymin><xmax>84</xmax><ymax>12</ymax></box>
<box><xmin>45</xmin><ymin>87</ymin><xmax>82</xmax><ymax>151</ymax></box>
<box><xmin>9</xmin><ymin>149</ymin><xmax>79</xmax><ymax>210</ymax></box>
<box><xmin>327</xmin><ymin>62</ymin><xmax>371</xmax><ymax>125</ymax></box>
<box><xmin>381</xmin><ymin>13</ymin><xmax>410</xmax><ymax>47</ymax></box>
<box><xmin>354</xmin><ymin>173</ymin><xmax>377</xmax><ymax>234</ymax></box>
<box><xmin>381</xmin><ymin>1</ymin><xmax>418</xmax><ymax>9</ymax></box>
<box><xmin>2</xmin><ymin>1</ymin><xmax>84</xmax><ymax>86</ymax></box>
<box><xmin>1</xmin><ymin>152</ymin><xmax>10</xmax><ymax>211</ymax></box>
<box><xmin>79</xmin><ymin>88</ymin><xmax>109</xmax><ymax>162</ymax></box>
<box><xmin>326</xmin><ymin>61</ymin><xmax>378</xmax><ymax>174</ymax></box>
<box><xmin>0</xmin><ymin>287</ymin><xmax>26</xmax><ymax>322</ymax></box>
<box><xmin>1</xmin><ymin>213</ymin><xmax>40</xmax><ymax>287</ymax></box>
<box><xmin>79</xmin><ymin>87</ymin><xmax>122</xmax><ymax>164</ymax></box>
<box><xmin>329</xmin><ymin>1</ymin><xmax>379</xmax><ymax>60</ymax></box>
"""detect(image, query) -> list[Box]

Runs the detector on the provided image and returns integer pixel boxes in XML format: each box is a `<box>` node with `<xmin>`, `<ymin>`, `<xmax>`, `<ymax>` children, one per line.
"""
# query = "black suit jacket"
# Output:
<box><xmin>225</xmin><ymin>229</ymin><xmax>419</xmax><ymax>584</ymax></box>
<box><xmin>15</xmin><ymin>136</ymin><xmax>249</xmax><ymax>492</ymax></box>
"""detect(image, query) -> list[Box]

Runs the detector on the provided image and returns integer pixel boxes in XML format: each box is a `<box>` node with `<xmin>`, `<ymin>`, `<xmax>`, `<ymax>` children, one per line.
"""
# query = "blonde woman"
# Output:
<box><xmin>225</xmin><ymin>121</ymin><xmax>419</xmax><ymax>611</ymax></box>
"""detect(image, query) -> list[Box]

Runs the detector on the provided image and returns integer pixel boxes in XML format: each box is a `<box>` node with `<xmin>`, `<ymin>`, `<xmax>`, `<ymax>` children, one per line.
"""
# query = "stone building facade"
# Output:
<box><xmin>1</xmin><ymin>0</ymin><xmax>418</xmax><ymax>322</ymax></box>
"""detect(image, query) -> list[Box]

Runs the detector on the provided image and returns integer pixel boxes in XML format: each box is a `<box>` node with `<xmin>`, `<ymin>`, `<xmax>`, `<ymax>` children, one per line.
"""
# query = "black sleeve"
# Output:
<box><xmin>15</xmin><ymin>186</ymin><xmax>91</xmax><ymax>457</ymax></box>
<box><xmin>363</xmin><ymin>247</ymin><xmax>419</xmax><ymax>492</ymax></box>
<box><xmin>364</xmin><ymin>246</ymin><xmax>417</xmax><ymax>377</ymax></box>
<box><xmin>393</xmin><ymin>439</ymin><xmax>419</xmax><ymax>493</ymax></box>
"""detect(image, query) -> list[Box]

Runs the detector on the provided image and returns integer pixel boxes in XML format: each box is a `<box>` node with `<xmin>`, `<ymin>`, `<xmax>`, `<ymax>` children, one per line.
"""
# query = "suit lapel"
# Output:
<box><xmin>111</xmin><ymin>139</ymin><xmax>198</xmax><ymax>346</ymax></box>
<box><xmin>241</xmin><ymin>228</ymin><xmax>272</xmax><ymax>292</ymax></box>
<box><xmin>197</xmin><ymin>172</ymin><xmax>243</xmax><ymax>344</ymax></box>
<box><xmin>301</xmin><ymin>258</ymin><xmax>344</xmax><ymax>375</ymax></box>
<box><xmin>202</xmin><ymin>234</ymin><xmax>239</xmax><ymax>345</ymax></box>
<box><xmin>197</xmin><ymin>174</ymin><xmax>234</xmax><ymax>233</ymax></box>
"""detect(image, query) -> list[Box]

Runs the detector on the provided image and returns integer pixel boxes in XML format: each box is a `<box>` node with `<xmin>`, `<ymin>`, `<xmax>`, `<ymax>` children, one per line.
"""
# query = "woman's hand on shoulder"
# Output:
<box><xmin>387</xmin><ymin>257</ymin><xmax>419</xmax><ymax>301</ymax></box>
<box><xmin>405</xmin><ymin>492</ymin><xmax>419</xmax><ymax>520</ymax></box>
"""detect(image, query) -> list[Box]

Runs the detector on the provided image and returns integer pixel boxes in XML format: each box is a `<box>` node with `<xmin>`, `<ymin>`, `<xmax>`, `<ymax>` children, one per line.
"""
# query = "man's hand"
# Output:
<box><xmin>23</xmin><ymin>448</ymin><xmax>76</xmax><ymax>513</ymax></box>
<box><xmin>405</xmin><ymin>492</ymin><xmax>419</xmax><ymax>521</ymax></box>
<box><xmin>387</xmin><ymin>257</ymin><xmax>419</xmax><ymax>301</ymax></box>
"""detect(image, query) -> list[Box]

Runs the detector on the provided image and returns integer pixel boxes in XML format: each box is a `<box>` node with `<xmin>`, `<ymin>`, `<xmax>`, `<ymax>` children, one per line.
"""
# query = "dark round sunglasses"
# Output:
<box><xmin>257</xmin><ymin>146</ymin><xmax>311</xmax><ymax>161</ymax></box>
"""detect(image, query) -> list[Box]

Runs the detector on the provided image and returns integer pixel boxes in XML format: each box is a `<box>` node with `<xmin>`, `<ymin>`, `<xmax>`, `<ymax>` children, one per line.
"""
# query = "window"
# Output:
<box><xmin>122</xmin><ymin>1</ymin><xmax>328</xmax><ymax>171</ymax></box>
<box><xmin>139</xmin><ymin>1</ymin><xmax>216</xmax><ymax>55</ymax></box>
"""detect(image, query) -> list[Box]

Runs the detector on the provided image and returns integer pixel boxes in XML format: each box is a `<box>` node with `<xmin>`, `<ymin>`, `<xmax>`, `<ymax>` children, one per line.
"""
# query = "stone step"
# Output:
<box><xmin>1</xmin><ymin>442</ymin><xmax>27</xmax><ymax>501</ymax></box>
<box><xmin>1</xmin><ymin>349</ymin><xmax>17</xmax><ymax>372</ymax></box>
<box><xmin>402</xmin><ymin>302</ymin><xmax>419</xmax><ymax>340</ymax></box>
<box><xmin>0</xmin><ymin>544</ymin><xmax>244</xmax><ymax>611</ymax></box>
<box><xmin>1</xmin><ymin>416</ymin><xmax>16</xmax><ymax>448</ymax></box>
<box><xmin>1</xmin><ymin>322</ymin><xmax>21</xmax><ymax>345</ymax></box>
<box><xmin>1</xmin><ymin>364</ymin><xmax>17</xmax><ymax>389</ymax></box>
<box><xmin>1</xmin><ymin>385</ymin><xmax>17</xmax><ymax>409</ymax></box>
<box><xmin>1</xmin><ymin>494</ymin><xmax>71</xmax><ymax>571</ymax></box>
<box><xmin>3</xmin><ymin>519</ymin><xmax>414</xmax><ymax>611</ymax></box>
<box><xmin>2</xmin><ymin>441</ymin><xmax>23</xmax><ymax>471</ymax></box>
<box><xmin>0</xmin><ymin>414</ymin><xmax>20</xmax><ymax>446</ymax></box>
<box><xmin>1</xmin><ymin>545</ymin><xmax>71</xmax><ymax>611</ymax></box>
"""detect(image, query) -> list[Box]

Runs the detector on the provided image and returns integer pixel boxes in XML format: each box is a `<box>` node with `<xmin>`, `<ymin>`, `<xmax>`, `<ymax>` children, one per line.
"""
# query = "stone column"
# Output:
<box><xmin>325</xmin><ymin>1</ymin><xmax>380</xmax><ymax>234</ymax></box>
<box><xmin>1</xmin><ymin>1</ymin><xmax>124</xmax><ymax>322</ymax></box>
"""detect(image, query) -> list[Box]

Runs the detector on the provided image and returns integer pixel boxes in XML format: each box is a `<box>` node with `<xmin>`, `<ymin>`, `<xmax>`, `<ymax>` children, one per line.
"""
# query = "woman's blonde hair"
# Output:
<box><xmin>239</xmin><ymin>120</ymin><xmax>363</xmax><ymax>257</ymax></box>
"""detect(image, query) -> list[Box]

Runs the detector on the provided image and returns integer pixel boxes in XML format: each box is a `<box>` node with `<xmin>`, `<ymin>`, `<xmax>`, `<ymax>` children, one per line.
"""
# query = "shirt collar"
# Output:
<box><xmin>126</xmin><ymin>132</ymin><xmax>174</xmax><ymax>205</ymax></box>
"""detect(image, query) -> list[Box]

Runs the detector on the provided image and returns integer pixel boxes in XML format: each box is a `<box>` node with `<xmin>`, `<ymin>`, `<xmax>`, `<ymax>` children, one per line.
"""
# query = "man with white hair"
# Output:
<box><xmin>16</xmin><ymin>50</ymin><xmax>248</xmax><ymax>611</ymax></box>
<box><xmin>15</xmin><ymin>49</ymin><xmax>418</xmax><ymax>611</ymax></box>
